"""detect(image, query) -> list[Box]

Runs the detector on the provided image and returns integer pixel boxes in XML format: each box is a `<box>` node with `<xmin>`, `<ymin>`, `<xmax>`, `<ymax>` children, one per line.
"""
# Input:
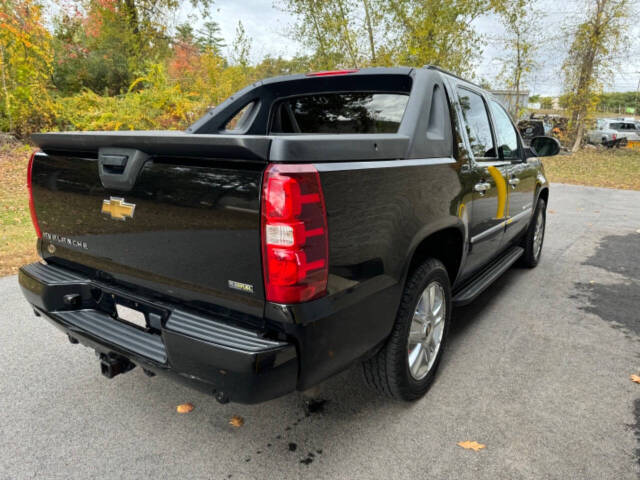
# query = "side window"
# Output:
<box><xmin>489</xmin><ymin>100</ymin><xmax>520</xmax><ymax>159</ymax></box>
<box><xmin>224</xmin><ymin>101</ymin><xmax>256</xmax><ymax>132</ymax></box>
<box><xmin>457</xmin><ymin>87</ymin><xmax>496</xmax><ymax>159</ymax></box>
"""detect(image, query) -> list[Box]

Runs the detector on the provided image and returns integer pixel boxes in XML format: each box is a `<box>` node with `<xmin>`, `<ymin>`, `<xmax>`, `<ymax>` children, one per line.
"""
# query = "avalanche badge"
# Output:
<box><xmin>101</xmin><ymin>197</ymin><xmax>135</xmax><ymax>221</ymax></box>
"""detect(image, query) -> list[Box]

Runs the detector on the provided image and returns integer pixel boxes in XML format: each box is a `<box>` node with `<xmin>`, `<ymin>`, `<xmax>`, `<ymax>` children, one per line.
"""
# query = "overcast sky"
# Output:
<box><xmin>179</xmin><ymin>0</ymin><xmax>640</xmax><ymax>97</ymax></box>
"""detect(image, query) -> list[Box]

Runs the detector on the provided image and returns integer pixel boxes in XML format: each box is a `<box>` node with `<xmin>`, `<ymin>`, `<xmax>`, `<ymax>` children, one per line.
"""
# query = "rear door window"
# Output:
<box><xmin>270</xmin><ymin>93</ymin><xmax>409</xmax><ymax>134</ymax></box>
<box><xmin>456</xmin><ymin>87</ymin><xmax>496</xmax><ymax>159</ymax></box>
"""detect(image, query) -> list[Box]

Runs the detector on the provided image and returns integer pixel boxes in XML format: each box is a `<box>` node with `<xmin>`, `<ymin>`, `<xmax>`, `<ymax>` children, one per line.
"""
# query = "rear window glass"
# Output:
<box><xmin>270</xmin><ymin>93</ymin><xmax>409</xmax><ymax>134</ymax></box>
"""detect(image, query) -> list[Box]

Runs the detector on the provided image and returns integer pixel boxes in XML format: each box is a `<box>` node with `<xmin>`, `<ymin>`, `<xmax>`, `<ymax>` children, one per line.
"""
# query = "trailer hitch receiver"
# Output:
<box><xmin>100</xmin><ymin>353</ymin><xmax>135</xmax><ymax>379</ymax></box>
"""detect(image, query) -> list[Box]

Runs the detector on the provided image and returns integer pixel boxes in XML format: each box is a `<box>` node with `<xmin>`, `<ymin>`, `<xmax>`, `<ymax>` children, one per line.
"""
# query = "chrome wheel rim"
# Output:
<box><xmin>407</xmin><ymin>282</ymin><xmax>446</xmax><ymax>381</ymax></box>
<box><xmin>533</xmin><ymin>209</ymin><xmax>545</xmax><ymax>258</ymax></box>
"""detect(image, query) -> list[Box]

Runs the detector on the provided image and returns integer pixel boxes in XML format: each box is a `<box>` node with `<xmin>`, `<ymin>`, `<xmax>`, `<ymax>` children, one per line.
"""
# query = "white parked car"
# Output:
<box><xmin>587</xmin><ymin>118</ymin><xmax>640</xmax><ymax>146</ymax></box>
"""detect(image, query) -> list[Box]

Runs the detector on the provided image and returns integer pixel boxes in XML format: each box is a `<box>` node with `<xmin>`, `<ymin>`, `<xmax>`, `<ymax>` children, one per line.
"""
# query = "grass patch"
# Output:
<box><xmin>0</xmin><ymin>141</ymin><xmax>39</xmax><ymax>276</ymax></box>
<box><xmin>543</xmin><ymin>148</ymin><xmax>640</xmax><ymax>190</ymax></box>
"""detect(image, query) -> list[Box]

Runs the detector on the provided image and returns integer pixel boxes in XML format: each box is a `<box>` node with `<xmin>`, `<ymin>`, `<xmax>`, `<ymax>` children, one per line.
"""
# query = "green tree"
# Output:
<box><xmin>282</xmin><ymin>0</ymin><xmax>487</xmax><ymax>73</ymax></box>
<box><xmin>596</xmin><ymin>91</ymin><xmax>640</xmax><ymax>113</ymax></box>
<box><xmin>52</xmin><ymin>0</ymin><xmax>214</xmax><ymax>95</ymax></box>
<box><xmin>230</xmin><ymin>21</ymin><xmax>251</xmax><ymax>69</ymax></box>
<box><xmin>540</xmin><ymin>97</ymin><xmax>553</xmax><ymax>109</ymax></box>
<box><xmin>384</xmin><ymin>0</ymin><xmax>487</xmax><ymax>76</ymax></box>
<box><xmin>479</xmin><ymin>78</ymin><xmax>493</xmax><ymax>90</ymax></box>
<box><xmin>253</xmin><ymin>55</ymin><xmax>311</xmax><ymax>77</ymax></box>
<box><xmin>175</xmin><ymin>23</ymin><xmax>196</xmax><ymax>44</ymax></box>
<box><xmin>198</xmin><ymin>21</ymin><xmax>225</xmax><ymax>55</ymax></box>
<box><xmin>0</xmin><ymin>0</ymin><xmax>54</xmax><ymax>136</ymax></box>
<box><xmin>362</xmin><ymin>0</ymin><xmax>378</xmax><ymax>63</ymax></box>
<box><xmin>118</xmin><ymin>0</ymin><xmax>213</xmax><ymax>33</ymax></box>
<box><xmin>52</xmin><ymin>2</ymin><xmax>142</xmax><ymax>95</ymax></box>
<box><xmin>281</xmin><ymin>0</ymin><xmax>361</xmax><ymax>69</ymax></box>
<box><xmin>492</xmin><ymin>0</ymin><xmax>539</xmax><ymax>117</ymax></box>
<box><xmin>561</xmin><ymin>0</ymin><xmax>630</xmax><ymax>151</ymax></box>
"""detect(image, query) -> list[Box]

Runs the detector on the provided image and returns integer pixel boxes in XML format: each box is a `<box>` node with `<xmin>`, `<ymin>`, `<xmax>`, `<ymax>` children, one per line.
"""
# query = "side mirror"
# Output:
<box><xmin>529</xmin><ymin>136</ymin><xmax>561</xmax><ymax>157</ymax></box>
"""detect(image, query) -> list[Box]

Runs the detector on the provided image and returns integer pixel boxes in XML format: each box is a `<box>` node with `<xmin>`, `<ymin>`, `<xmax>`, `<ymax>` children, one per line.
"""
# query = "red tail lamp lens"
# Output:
<box><xmin>27</xmin><ymin>150</ymin><xmax>42</xmax><ymax>239</ymax></box>
<box><xmin>305</xmin><ymin>69</ymin><xmax>359</xmax><ymax>77</ymax></box>
<box><xmin>261</xmin><ymin>164</ymin><xmax>328</xmax><ymax>303</ymax></box>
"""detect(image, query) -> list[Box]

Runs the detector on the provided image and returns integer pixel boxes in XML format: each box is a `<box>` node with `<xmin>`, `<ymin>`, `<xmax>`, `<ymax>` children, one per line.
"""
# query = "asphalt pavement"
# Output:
<box><xmin>1</xmin><ymin>183</ymin><xmax>639</xmax><ymax>480</ymax></box>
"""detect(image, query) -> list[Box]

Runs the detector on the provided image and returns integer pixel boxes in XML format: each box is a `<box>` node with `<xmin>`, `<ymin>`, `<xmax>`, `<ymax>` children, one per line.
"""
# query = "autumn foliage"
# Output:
<box><xmin>0</xmin><ymin>0</ymin><xmax>267</xmax><ymax>137</ymax></box>
<box><xmin>0</xmin><ymin>0</ymin><xmax>632</xmax><ymax>139</ymax></box>
<box><xmin>0</xmin><ymin>0</ymin><xmax>55</xmax><ymax>136</ymax></box>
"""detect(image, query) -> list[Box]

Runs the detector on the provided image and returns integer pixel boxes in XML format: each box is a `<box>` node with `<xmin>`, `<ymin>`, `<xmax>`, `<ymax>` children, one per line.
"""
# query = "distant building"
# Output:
<box><xmin>490</xmin><ymin>90</ymin><xmax>530</xmax><ymax>115</ymax></box>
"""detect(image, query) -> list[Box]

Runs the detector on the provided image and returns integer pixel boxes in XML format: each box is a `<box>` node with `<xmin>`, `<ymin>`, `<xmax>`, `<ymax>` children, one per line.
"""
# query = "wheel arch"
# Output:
<box><xmin>403</xmin><ymin>222</ymin><xmax>465</xmax><ymax>289</ymax></box>
<box><xmin>536</xmin><ymin>185</ymin><xmax>549</xmax><ymax>206</ymax></box>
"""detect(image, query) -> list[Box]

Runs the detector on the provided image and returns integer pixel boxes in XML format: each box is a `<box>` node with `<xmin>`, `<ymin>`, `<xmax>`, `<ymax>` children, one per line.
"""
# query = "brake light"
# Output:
<box><xmin>27</xmin><ymin>150</ymin><xmax>42</xmax><ymax>239</ymax></box>
<box><xmin>305</xmin><ymin>69</ymin><xmax>358</xmax><ymax>77</ymax></box>
<box><xmin>261</xmin><ymin>164</ymin><xmax>328</xmax><ymax>303</ymax></box>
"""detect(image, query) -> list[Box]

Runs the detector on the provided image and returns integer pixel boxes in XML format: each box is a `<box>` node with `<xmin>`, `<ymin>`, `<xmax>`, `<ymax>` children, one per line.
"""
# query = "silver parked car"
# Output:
<box><xmin>587</xmin><ymin>118</ymin><xmax>640</xmax><ymax>146</ymax></box>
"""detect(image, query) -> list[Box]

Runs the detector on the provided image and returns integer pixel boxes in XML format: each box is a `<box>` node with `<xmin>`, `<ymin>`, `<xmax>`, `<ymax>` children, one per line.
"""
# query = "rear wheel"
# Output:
<box><xmin>519</xmin><ymin>198</ymin><xmax>546</xmax><ymax>268</ymax></box>
<box><xmin>362</xmin><ymin>258</ymin><xmax>451</xmax><ymax>401</ymax></box>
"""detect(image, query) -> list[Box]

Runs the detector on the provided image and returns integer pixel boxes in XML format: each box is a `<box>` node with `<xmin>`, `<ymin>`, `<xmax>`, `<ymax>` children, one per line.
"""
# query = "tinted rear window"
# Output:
<box><xmin>611</xmin><ymin>122</ymin><xmax>638</xmax><ymax>131</ymax></box>
<box><xmin>270</xmin><ymin>93</ymin><xmax>409</xmax><ymax>134</ymax></box>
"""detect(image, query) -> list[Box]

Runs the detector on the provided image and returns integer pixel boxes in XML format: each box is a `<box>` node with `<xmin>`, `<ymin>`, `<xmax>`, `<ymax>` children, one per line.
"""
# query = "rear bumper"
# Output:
<box><xmin>18</xmin><ymin>262</ymin><xmax>297</xmax><ymax>404</ymax></box>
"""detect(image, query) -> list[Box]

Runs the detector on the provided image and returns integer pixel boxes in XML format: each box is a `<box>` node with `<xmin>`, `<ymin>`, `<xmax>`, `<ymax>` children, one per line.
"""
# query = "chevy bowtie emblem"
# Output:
<box><xmin>101</xmin><ymin>197</ymin><xmax>135</xmax><ymax>221</ymax></box>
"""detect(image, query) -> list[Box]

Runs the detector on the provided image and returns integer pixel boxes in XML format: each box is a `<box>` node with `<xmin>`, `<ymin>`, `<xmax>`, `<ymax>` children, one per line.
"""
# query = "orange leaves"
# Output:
<box><xmin>0</xmin><ymin>22</ymin><xmax>35</xmax><ymax>48</ymax></box>
<box><xmin>229</xmin><ymin>415</ymin><xmax>244</xmax><ymax>428</ymax></box>
<box><xmin>176</xmin><ymin>402</ymin><xmax>195</xmax><ymax>414</ymax></box>
<box><xmin>631</xmin><ymin>374</ymin><xmax>640</xmax><ymax>384</ymax></box>
<box><xmin>169</xmin><ymin>43</ymin><xmax>201</xmax><ymax>77</ymax></box>
<box><xmin>457</xmin><ymin>440</ymin><xmax>486</xmax><ymax>451</ymax></box>
<box><xmin>0</xmin><ymin>0</ymin><xmax>55</xmax><ymax>136</ymax></box>
<box><xmin>0</xmin><ymin>1</ymin><xmax>52</xmax><ymax>49</ymax></box>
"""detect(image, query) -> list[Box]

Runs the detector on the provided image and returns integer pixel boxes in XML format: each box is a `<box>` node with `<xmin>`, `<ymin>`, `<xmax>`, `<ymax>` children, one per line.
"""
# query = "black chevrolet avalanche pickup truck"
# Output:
<box><xmin>19</xmin><ymin>66</ymin><xmax>560</xmax><ymax>403</ymax></box>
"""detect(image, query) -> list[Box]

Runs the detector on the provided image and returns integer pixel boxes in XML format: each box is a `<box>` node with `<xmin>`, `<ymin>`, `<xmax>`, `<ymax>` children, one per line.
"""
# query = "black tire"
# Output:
<box><xmin>362</xmin><ymin>258</ymin><xmax>451</xmax><ymax>401</ymax></box>
<box><xmin>519</xmin><ymin>198</ymin><xmax>546</xmax><ymax>268</ymax></box>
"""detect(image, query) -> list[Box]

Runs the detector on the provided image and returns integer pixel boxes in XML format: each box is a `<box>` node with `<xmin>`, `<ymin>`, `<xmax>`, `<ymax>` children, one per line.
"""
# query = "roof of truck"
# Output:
<box><xmin>422</xmin><ymin>65</ymin><xmax>482</xmax><ymax>89</ymax></box>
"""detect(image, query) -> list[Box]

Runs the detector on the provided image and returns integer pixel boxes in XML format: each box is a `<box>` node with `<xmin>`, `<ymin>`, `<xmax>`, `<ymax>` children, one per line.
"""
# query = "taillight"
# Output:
<box><xmin>27</xmin><ymin>150</ymin><xmax>42</xmax><ymax>238</ymax></box>
<box><xmin>261</xmin><ymin>164</ymin><xmax>328</xmax><ymax>303</ymax></box>
<box><xmin>305</xmin><ymin>69</ymin><xmax>358</xmax><ymax>77</ymax></box>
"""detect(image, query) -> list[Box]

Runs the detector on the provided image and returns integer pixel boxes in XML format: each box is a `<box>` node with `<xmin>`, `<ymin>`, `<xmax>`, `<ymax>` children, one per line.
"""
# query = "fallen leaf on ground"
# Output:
<box><xmin>457</xmin><ymin>440</ymin><xmax>486</xmax><ymax>451</ymax></box>
<box><xmin>229</xmin><ymin>415</ymin><xmax>244</xmax><ymax>427</ymax></box>
<box><xmin>548</xmin><ymin>209</ymin><xmax>556</xmax><ymax>214</ymax></box>
<box><xmin>176</xmin><ymin>402</ymin><xmax>194</xmax><ymax>414</ymax></box>
<box><xmin>631</xmin><ymin>374</ymin><xmax>640</xmax><ymax>384</ymax></box>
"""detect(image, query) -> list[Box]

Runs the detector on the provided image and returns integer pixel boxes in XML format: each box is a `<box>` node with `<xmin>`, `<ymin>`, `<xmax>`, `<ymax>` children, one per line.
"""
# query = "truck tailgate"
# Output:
<box><xmin>30</xmin><ymin>132</ymin><xmax>270</xmax><ymax>318</ymax></box>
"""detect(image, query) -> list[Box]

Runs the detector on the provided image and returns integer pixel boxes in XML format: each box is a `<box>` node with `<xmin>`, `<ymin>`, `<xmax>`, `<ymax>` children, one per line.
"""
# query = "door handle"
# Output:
<box><xmin>508</xmin><ymin>177</ymin><xmax>520</xmax><ymax>188</ymax></box>
<box><xmin>474</xmin><ymin>182</ymin><xmax>491</xmax><ymax>195</ymax></box>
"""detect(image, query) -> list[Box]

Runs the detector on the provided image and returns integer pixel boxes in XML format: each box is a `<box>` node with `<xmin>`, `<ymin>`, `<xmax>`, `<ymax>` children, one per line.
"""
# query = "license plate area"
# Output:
<box><xmin>115</xmin><ymin>304</ymin><xmax>147</xmax><ymax>329</ymax></box>
<box><xmin>97</xmin><ymin>290</ymin><xmax>167</xmax><ymax>333</ymax></box>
